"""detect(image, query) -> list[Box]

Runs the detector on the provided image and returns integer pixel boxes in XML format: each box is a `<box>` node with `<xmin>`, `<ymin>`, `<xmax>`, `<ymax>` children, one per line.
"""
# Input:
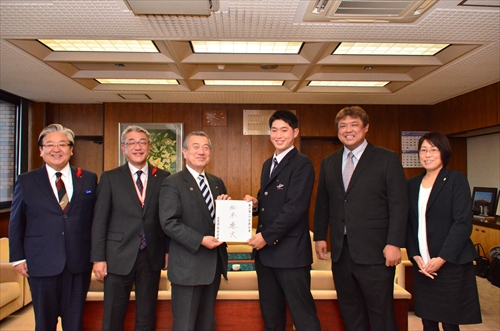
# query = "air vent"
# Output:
<box><xmin>302</xmin><ymin>0</ymin><xmax>439</xmax><ymax>23</ymax></box>
<box><xmin>124</xmin><ymin>0</ymin><xmax>219</xmax><ymax>16</ymax></box>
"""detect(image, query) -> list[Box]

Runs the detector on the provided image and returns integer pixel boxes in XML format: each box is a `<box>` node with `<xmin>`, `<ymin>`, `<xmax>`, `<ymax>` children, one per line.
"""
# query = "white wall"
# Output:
<box><xmin>467</xmin><ymin>133</ymin><xmax>500</xmax><ymax>197</ymax></box>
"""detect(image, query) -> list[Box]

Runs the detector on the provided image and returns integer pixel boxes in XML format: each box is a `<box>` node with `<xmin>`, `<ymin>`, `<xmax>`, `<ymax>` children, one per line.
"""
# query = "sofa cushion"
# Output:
<box><xmin>0</xmin><ymin>282</ymin><xmax>21</xmax><ymax>307</ymax></box>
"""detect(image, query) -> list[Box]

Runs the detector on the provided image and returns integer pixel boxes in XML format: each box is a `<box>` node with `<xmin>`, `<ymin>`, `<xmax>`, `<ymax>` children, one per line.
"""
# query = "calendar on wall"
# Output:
<box><xmin>401</xmin><ymin>131</ymin><xmax>428</xmax><ymax>168</ymax></box>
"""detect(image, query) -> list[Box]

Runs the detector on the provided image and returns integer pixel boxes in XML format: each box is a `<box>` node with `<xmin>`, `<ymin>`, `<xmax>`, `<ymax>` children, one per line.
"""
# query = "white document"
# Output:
<box><xmin>215</xmin><ymin>200</ymin><xmax>253</xmax><ymax>242</ymax></box>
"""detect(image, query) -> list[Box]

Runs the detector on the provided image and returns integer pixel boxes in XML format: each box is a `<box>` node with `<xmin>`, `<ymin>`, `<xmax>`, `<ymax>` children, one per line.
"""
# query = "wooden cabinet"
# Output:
<box><xmin>471</xmin><ymin>223</ymin><xmax>500</xmax><ymax>261</ymax></box>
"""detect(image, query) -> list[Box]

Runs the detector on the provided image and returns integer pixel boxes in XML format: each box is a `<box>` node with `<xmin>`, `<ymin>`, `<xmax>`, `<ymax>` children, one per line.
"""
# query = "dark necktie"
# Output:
<box><xmin>343</xmin><ymin>152</ymin><xmax>354</xmax><ymax>191</ymax></box>
<box><xmin>55</xmin><ymin>172</ymin><xmax>69</xmax><ymax>212</ymax></box>
<box><xmin>270</xmin><ymin>157</ymin><xmax>278</xmax><ymax>178</ymax></box>
<box><xmin>136</xmin><ymin>170</ymin><xmax>147</xmax><ymax>250</ymax></box>
<box><xmin>198</xmin><ymin>174</ymin><xmax>215</xmax><ymax>221</ymax></box>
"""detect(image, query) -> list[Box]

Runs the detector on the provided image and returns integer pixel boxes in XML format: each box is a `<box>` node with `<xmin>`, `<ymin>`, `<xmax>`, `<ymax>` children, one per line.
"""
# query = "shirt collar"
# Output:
<box><xmin>128</xmin><ymin>163</ymin><xmax>148</xmax><ymax>178</ymax></box>
<box><xmin>274</xmin><ymin>146</ymin><xmax>295</xmax><ymax>164</ymax></box>
<box><xmin>46</xmin><ymin>163</ymin><xmax>71</xmax><ymax>179</ymax></box>
<box><xmin>344</xmin><ymin>139</ymin><xmax>368</xmax><ymax>161</ymax></box>
<box><xmin>186</xmin><ymin>164</ymin><xmax>205</xmax><ymax>180</ymax></box>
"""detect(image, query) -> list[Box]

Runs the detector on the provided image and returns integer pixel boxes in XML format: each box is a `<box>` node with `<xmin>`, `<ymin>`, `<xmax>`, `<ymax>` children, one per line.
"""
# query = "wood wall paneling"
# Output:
<box><xmin>28</xmin><ymin>101</ymin><xmax>46</xmax><ymax>171</ymax></box>
<box><xmin>47</xmin><ymin>104</ymin><xmax>104</xmax><ymax>136</ymax></box>
<box><xmin>299</xmin><ymin>104</ymin><xmax>345</xmax><ymax>137</ymax></box>
<box><xmin>458</xmin><ymin>83</ymin><xmax>499</xmax><ymax>131</ymax></box>
<box><xmin>103</xmin><ymin>103</ymin><xmax>153</xmax><ymax>171</ymax></box>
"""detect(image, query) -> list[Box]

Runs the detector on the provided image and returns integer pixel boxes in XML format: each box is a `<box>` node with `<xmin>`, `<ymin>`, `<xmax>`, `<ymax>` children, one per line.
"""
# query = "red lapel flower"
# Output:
<box><xmin>152</xmin><ymin>166</ymin><xmax>157</xmax><ymax>177</ymax></box>
<box><xmin>76</xmin><ymin>167</ymin><xmax>83</xmax><ymax>178</ymax></box>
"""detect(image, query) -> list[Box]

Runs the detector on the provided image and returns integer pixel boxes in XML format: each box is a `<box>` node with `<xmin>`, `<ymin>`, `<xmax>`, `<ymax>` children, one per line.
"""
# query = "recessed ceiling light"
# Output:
<box><xmin>96</xmin><ymin>79</ymin><xmax>178</xmax><ymax>85</ymax></box>
<box><xmin>204</xmin><ymin>80</ymin><xmax>284</xmax><ymax>86</ymax></box>
<box><xmin>191</xmin><ymin>41</ymin><xmax>302</xmax><ymax>54</ymax></box>
<box><xmin>309</xmin><ymin>81</ymin><xmax>389</xmax><ymax>87</ymax></box>
<box><xmin>38</xmin><ymin>39</ymin><xmax>158</xmax><ymax>52</ymax></box>
<box><xmin>333</xmin><ymin>43</ymin><xmax>449</xmax><ymax>56</ymax></box>
<box><xmin>260</xmin><ymin>64</ymin><xmax>279</xmax><ymax>70</ymax></box>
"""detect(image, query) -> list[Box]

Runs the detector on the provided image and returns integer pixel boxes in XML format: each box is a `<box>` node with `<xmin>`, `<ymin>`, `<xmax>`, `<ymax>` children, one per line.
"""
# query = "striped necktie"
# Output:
<box><xmin>198</xmin><ymin>174</ymin><xmax>215</xmax><ymax>221</ymax></box>
<box><xmin>270</xmin><ymin>157</ymin><xmax>278</xmax><ymax>178</ymax></box>
<box><xmin>136</xmin><ymin>170</ymin><xmax>147</xmax><ymax>250</ymax></box>
<box><xmin>55</xmin><ymin>172</ymin><xmax>69</xmax><ymax>212</ymax></box>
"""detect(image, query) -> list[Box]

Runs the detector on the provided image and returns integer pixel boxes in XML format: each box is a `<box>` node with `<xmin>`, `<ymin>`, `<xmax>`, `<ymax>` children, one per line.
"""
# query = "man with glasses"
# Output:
<box><xmin>9</xmin><ymin>124</ymin><xmax>97</xmax><ymax>331</ymax></box>
<box><xmin>91</xmin><ymin>125</ymin><xmax>170</xmax><ymax>331</ymax></box>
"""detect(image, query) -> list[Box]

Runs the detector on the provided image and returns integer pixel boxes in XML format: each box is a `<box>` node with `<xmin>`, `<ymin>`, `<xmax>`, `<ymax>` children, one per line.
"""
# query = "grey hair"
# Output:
<box><xmin>120</xmin><ymin>125</ymin><xmax>150</xmax><ymax>144</ymax></box>
<box><xmin>38</xmin><ymin>124</ymin><xmax>75</xmax><ymax>146</ymax></box>
<box><xmin>182</xmin><ymin>131</ymin><xmax>212</xmax><ymax>149</ymax></box>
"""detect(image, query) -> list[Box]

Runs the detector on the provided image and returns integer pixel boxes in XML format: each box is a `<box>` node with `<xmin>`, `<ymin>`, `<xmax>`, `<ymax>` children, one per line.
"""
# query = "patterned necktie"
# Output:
<box><xmin>343</xmin><ymin>152</ymin><xmax>354</xmax><ymax>191</ymax></box>
<box><xmin>55</xmin><ymin>172</ymin><xmax>69</xmax><ymax>212</ymax></box>
<box><xmin>198</xmin><ymin>174</ymin><xmax>215</xmax><ymax>221</ymax></box>
<box><xmin>136</xmin><ymin>170</ymin><xmax>147</xmax><ymax>250</ymax></box>
<box><xmin>270</xmin><ymin>157</ymin><xmax>278</xmax><ymax>178</ymax></box>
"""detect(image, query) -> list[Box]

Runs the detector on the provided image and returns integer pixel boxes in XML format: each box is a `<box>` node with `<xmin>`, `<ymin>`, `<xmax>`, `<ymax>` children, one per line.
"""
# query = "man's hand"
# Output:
<box><xmin>14</xmin><ymin>261</ymin><xmax>29</xmax><ymax>278</ymax></box>
<box><xmin>383</xmin><ymin>244</ymin><xmax>401</xmax><ymax>267</ymax></box>
<box><xmin>163</xmin><ymin>253</ymin><xmax>169</xmax><ymax>270</ymax></box>
<box><xmin>248</xmin><ymin>233</ymin><xmax>267</xmax><ymax>250</ymax></box>
<box><xmin>243</xmin><ymin>195</ymin><xmax>258</xmax><ymax>209</ymax></box>
<box><xmin>201</xmin><ymin>236</ymin><xmax>224</xmax><ymax>249</ymax></box>
<box><xmin>93</xmin><ymin>261</ymin><xmax>107</xmax><ymax>281</ymax></box>
<box><xmin>315</xmin><ymin>241</ymin><xmax>329</xmax><ymax>260</ymax></box>
<box><xmin>216</xmin><ymin>194</ymin><xmax>232</xmax><ymax>200</ymax></box>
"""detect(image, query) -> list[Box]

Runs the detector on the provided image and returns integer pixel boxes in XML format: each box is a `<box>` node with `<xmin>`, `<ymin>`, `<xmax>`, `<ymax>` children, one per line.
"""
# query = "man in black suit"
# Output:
<box><xmin>314</xmin><ymin>106</ymin><xmax>408</xmax><ymax>331</ymax></box>
<box><xmin>9</xmin><ymin>124</ymin><xmax>97</xmax><ymax>331</ymax></box>
<box><xmin>91</xmin><ymin>125</ymin><xmax>170</xmax><ymax>331</ymax></box>
<box><xmin>245</xmin><ymin>110</ymin><xmax>321</xmax><ymax>331</ymax></box>
<box><xmin>159</xmin><ymin>131</ymin><xmax>230</xmax><ymax>331</ymax></box>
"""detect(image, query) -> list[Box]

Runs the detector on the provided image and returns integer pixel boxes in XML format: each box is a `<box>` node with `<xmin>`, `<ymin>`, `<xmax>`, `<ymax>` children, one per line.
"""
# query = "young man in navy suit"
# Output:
<box><xmin>314</xmin><ymin>106</ymin><xmax>408</xmax><ymax>331</ymax></box>
<box><xmin>9</xmin><ymin>124</ymin><xmax>97</xmax><ymax>331</ymax></box>
<box><xmin>245</xmin><ymin>110</ymin><xmax>321</xmax><ymax>331</ymax></box>
<box><xmin>91</xmin><ymin>125</ymin><xmax>170</xmax><ymax>331</ymax></box>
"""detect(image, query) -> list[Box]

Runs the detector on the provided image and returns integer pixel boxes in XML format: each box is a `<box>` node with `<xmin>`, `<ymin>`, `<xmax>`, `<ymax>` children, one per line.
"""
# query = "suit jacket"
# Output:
<box><xmin>406</xmin><ymin>168</ymin><xmax>477</xmax><ymax>265</ymax></box>
<box><xmin>254</xmin><ymin>148</ymin><xmax>315</xmax><ymax>268</ymax></box>
<box><xmin>314</xmin><ymin>143</ymin><xmax>408</xmax><ymax>265</ymax></box>
<box><xmin>91</xmin><ymin>163</ymin><xmax>170</xmax><ymax>275</ymax></box>
<box><xmin>9</xmin><ymin>165</ymin><xmax>97</xmax><ymax>277</ymax></box>
<box><xmin>159</xmin><ymin>169</ymin><xmax>228</xmax><ymax>286</ymax></box>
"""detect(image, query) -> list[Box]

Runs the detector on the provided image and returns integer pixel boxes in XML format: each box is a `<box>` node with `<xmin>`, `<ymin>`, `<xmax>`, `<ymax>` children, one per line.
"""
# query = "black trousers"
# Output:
<box><xmin>102</xmin><ymin>248</ymin><xmax>161</xmax><ymax>331</ymax></box>
<box><xmin>332</xmin><ymin>236</ymin><xmax>398</xmax><ymax>331</ymax></box>
<box><xmin>255</xmin><ymin>253</ymin><xmax>321</xmax><ymax>331</ymax></box>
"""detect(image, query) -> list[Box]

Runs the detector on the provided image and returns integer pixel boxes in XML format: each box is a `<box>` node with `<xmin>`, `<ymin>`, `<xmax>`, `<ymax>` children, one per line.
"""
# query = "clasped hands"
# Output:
<box><xmin>413</xmin><ymin>255</ymin><xmax>445</xmax><ymax>279</ymax></box>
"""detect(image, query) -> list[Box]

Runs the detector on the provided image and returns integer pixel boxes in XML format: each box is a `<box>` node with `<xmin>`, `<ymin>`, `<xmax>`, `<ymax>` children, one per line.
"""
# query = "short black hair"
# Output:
<box><xmin>418</xmin><ymin>131</ymin><xmax>452</xmax><ymax>167</ymax></box>
<box><xmin>268</xmin><ymin>110</ymin><xmax>298</xmax><ymax>129</ymax></box>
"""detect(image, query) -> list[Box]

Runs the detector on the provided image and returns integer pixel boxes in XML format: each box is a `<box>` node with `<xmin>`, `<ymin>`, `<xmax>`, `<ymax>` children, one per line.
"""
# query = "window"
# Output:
<box><xmin>0</xmin><ymin>90</ymin><xmax>27</xmax><ymax>209</ymax></box>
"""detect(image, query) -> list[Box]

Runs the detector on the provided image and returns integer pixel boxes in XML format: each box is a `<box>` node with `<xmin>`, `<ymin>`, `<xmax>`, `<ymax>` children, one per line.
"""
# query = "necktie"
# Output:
<box><xmin>55</xmin><ymin>172</ymin><xmax>69</xmax><ymax>212</ymax></box>
<box><xmin>270</xmin><ymin>157</ymin><xmax>278</xmax><ymax>178</ymax></box>
<box><xmin>198</xmin><ymin>174</ymin><xmax>215</xmax><ymax>221</ymax></box>
<box><xmin>136</xmin><ymin>170</ymin><xmax>147</xmax><ymax>250</ymax></box>
<box><xmin>343</xmin><ymin>152</ymin><xmax>354</xmax><ymax>191</ymax></box>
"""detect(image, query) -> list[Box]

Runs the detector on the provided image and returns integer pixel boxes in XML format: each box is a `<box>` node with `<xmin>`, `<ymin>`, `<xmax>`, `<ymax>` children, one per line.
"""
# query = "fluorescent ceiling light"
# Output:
<box><xmin>192</xmin><ymin>41</ymin><xmax>302</xmax><ymax>54</ymax></box>
<box><xmin>333</xmin><ymin>43</ymin><xmax>449</xmax><ymax>56</ymax></box>
<box><xmin>204</xmin><ymin>80</ymin><xmax>284</xmax><ymax>86</ymax></box>
<box><xmin>309</xmin><ymin>81</ymin><xmax>389</xmax><ymax>87</ymax></box>
<box><xmin>38</xmin><ymin>39</ymin><xmax>158</xmax><ymax>52</ymax></box>
<box><xmin>96</xmin><ymin>79</ymin><xmax>178</xmax><ymax>85</ymax></box>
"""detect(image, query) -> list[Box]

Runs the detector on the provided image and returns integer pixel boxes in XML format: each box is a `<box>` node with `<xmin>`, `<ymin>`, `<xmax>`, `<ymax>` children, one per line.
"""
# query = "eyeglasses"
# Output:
<box><xmin>419</xmin><ymin>148</ymin><xmax>439</xmax><ymax>155</ymax></box>
<box><xmin>42</xmin><ymin>142</ymin><xmax>71</xmax><ymax>149</ymax></box>
<box><xmin>124</xmin><ymin>140</ymin><xmax>149</xmax><ymax>147</ymax></box>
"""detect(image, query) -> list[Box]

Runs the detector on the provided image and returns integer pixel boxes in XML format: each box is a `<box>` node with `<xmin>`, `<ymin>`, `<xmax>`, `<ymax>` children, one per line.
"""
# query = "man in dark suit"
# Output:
<box><xmin>159</xmin><ymin>131</ymin><xmax>230</xmax><ymax>331</ymax></box>
<box><xmin>314</xmin><ymin>106</ymin><xmax>408</xmax><ymax>331</ymax></box>
<box><xmin>244</xmin><ymin>110</ymin><xmax>321</xmax><ymax>331</ymax></box>
<box><xmin>9</xmin><ymin>124</ymin><xmax>97</xmax><ymax>331</ymax></box>
<box><xmin>91</xmin><ymin>125</ymin><xmax>170</xmax><ymax>331</ymax></box>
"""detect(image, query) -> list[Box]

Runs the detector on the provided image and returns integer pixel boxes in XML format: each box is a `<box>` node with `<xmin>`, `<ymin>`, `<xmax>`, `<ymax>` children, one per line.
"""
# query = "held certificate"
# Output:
<box><xmin>215</xmin><ymin>200</ymin><xmax>253</xmax><ymax>242</ymax></box>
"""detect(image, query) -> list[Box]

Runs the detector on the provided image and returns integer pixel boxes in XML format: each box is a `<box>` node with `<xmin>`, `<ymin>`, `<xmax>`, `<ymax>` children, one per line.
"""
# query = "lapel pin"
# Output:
<box><xmin>190</xmin><ymin>187</ymin><xmax>194</xmax><ymax>191</ymax></box>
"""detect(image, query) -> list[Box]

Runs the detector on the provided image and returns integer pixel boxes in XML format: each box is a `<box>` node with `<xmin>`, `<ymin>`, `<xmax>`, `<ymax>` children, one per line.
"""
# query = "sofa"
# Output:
<box><xmin>0</xmin><ymin>237</ymin><xmax>32</xmax><ymax>321</ymax></box>
<box><xmin>83</xmin><ymin>232</ymin><xmax>412</xmax><ymax>331</ymax></box>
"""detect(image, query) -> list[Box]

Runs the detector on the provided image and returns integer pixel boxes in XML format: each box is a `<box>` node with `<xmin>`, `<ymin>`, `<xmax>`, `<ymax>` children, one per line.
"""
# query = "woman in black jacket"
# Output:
<box><xmin>406</xmin><ymin>132</ymin><xmax>481</xmax><ymax>331</ymax></box>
